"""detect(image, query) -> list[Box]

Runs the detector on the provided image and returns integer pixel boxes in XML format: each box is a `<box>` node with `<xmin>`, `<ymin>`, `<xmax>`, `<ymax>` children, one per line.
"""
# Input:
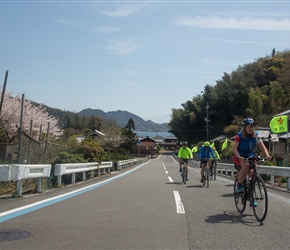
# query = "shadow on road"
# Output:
<box><xmin>186</xmin><ymin>184</ymin><xmax>206</xmax><ymax>188</ymax></box>
<box><xmin>221</xmin><ymin>193</ymin><xmax>234</xmax><ymax>198</ymax></box>
<box><xmin>205</xmin><ymin>210</ymin><xmax>263</xmax><ymax>226</ymax></box>
<box><xmin>165</xmin><ymin>182</ymin><xmax>185</xmax><ymax>185</ymax></box>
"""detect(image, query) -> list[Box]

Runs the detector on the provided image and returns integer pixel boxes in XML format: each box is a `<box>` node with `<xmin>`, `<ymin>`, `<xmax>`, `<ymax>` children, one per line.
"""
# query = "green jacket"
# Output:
<box><xmin>178</xmin><ymin>147</ymin><xmax>193</xmax><ymax>159</ymax></box>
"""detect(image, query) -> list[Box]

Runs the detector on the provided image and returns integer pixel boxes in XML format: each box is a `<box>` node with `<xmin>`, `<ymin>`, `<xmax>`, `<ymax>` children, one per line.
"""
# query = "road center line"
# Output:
<box><xmin>173</xmin><ymin>191</ymin><xmax>185</xmax><ymax>214</ymax></box>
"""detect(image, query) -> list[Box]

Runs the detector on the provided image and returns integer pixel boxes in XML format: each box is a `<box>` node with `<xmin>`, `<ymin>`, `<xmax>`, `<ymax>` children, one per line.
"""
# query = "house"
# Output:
<box><xmin>0</xmin><ymin>143</ymin><xmax>15</xmax><ymax>162</ymax></box>
<box><xmin>160</xmin><ymin>136</ymin><xmax>178</xmax><ymax>151</ymax></box>
<box><xmin>211</xmin><ymin>135</ymin><xmax>227</xmax><ymax>144</ymax></box>
<box><xmin>256</xmin><ymin>127</ymin><xmax>282</xmax><ymax>154</ymax></box>
<box><xmin>135</xmin><ymin>136</ymin><xmax>157</xmax><ymax>157</ymax></box>
<box><xmin>87</xmin><ymin>130</ymin><xmax>105</xmax><ymax>138</ymax></box>
<box><xmin>76</xmin><ymin>129</ymin><xmax>105</xmax><ymax>143</ymax></box>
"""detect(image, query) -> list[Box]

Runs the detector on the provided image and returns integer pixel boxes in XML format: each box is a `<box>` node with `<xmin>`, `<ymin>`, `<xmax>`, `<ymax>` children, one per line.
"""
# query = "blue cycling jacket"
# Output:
<box><xmin>199</xmin><ymin>145</ymin><xmax>215</xmax><ymax>159</ymax></box>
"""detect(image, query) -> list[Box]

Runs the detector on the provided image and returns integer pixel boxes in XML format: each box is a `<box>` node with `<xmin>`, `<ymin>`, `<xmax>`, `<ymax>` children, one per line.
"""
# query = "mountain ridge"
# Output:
<box><xmin>79</xmin><ymin>108</ymin><xmax>169</xmax><ymax>132</ymax></box>
<box><xmin>31</xmin><ymin>101</ymin><xmax>170</xmax><ymax>132</ymax></box>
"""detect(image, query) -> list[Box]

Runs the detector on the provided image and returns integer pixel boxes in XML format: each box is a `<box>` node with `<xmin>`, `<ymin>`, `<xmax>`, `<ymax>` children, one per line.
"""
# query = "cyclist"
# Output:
<box><xmin>178</xmin><ymin>141</ymin><xmax>193</xmax><ymax>181</ymax></box>
<box><xmin>232</xmin><ymin>118</ymin><xmax>271</xmax><ymax>194</ymax></box>
<box><xmin>210</xmin><ymin>146</ymin><xmax>220</xmax><ymax>177</ymax></box>
<box><xmin>199</xmin><ymin>141</ymin><xmax>216</xmax><ymax>183</ymax></box>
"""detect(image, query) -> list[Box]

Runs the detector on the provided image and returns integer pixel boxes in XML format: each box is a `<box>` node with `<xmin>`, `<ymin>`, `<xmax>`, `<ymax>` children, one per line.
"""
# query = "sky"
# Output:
<box><xmin>1</xmin><ymin>1</ymin><xmax>290</xmax><ymax>124</ymax></box>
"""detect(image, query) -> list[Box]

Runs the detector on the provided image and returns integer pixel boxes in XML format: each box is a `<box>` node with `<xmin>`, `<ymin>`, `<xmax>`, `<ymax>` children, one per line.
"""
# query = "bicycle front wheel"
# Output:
<box><xmin>182</xmin><ymin>167</ymin><xmax>187</xmax><ymax>184</ymax></box>
<box><xmin>206</xmin><ymin>166</ymin><xmax>209</xmax><ymax>188</ymax></box>
<box><xmin>252</xmin><ymin>176</ymin><xmax>268</xmax><ymax>222</ymax></box>
<box><xmin>234</xmin><ymin>177</ymin><xmax>246</xmax><ymax>213</ymax></box>
<box><xmin>203</xmin><ymin>167</ymin><xmax>207</xmax><ymax>187</ymax></box>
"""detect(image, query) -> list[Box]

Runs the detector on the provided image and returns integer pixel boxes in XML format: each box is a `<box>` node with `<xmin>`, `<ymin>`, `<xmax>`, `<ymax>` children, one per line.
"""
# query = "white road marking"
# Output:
<box><xmin>173</xmin><ymin>191</ymin><xmax>185</xmax><ymax>214</ymax></box>
<box><xmin>168</xmin><ymin>176</ymin><xmax>173</xmax><ymax>183</ymax></box>
<box><xmin>165</xmin><ymin>170</ymin><xmax>168</xmax><ymax>174</ymax></box>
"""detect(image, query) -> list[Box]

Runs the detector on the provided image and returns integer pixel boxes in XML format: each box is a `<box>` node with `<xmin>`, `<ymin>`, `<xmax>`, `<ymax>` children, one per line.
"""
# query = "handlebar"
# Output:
<box><xmin>242</xmin><ymin>155</ymin><xmax>273</xmax><ymax>163</ymax></box>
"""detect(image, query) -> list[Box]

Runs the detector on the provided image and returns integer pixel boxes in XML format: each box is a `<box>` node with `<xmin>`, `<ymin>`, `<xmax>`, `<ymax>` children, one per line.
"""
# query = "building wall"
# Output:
<box><xmin>271</xmin><ymin>142</ymin><xmax>286</xmax><ymax>154</ymax></box>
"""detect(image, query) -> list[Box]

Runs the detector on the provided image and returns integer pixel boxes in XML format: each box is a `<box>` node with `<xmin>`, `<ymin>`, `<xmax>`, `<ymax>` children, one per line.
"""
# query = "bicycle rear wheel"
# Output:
<box><xmin>252</xmin><ymin>176</ymin><xmax>268</xmax><ymax>222</ymax></box>
<box><xmin>234</xmin><ymin>177</ymin><xmax>246</xmax><ymax>213</ymax></box>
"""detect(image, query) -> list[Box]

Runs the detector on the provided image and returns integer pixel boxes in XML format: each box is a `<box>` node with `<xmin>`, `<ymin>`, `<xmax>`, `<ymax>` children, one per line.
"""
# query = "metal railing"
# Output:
<box><xmin>54</xmin><ymin>161</ymin><xmax>113</xmax><ymax>185</ymax></box>
<box><xmin>191</xmin><ymin>160</ymin><xmax>290</xmax><ymax>191</ymax></box>
<box><xmin>117</xmin><ymin>157</ymin><xmax>148</xmax><ymax>170</ymax></box>
<box><xmin>0</xmin><ymin>164</ymin><xmax>51</xmax><ymax>195</ymax></box>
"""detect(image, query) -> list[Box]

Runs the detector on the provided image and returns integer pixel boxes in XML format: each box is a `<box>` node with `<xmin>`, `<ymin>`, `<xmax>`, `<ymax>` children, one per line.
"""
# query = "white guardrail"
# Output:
<box><xmin>117</xmin><ymin>157</ymin><xmax>148</xmax><ymax>170</ymax></box>
<box><xmin>54</xmin><ymin>161</ymin><xmax>113</xmax><ymax>185</ymax></box>
<box><xmin>0</xmin><ymin>164</ymin><xmax>51</xmax><ymax>195</ymax></box>
<box><xmin>0</xmin><ymin>158</ymin><xmax>149</xmax><ymax>197</ymax></box>
<box><xmin>190</xmin><ymin>160</ymin><xmax>290</xmax><ymax>191</ymax></box>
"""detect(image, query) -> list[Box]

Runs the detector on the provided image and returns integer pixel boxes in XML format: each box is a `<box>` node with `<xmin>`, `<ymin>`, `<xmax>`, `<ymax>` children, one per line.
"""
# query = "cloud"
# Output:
<box><xmin>92</xmin><ymin>26</ymin><xmax>121</xmax><ymax>33</ymax></box>
<box><xmin>106</xmin><ymin>40</ymin><xmax>138</xmax><ymax>56</ymax></box>
<box><xmin>172</xmin><ymin>15</ymin><xmax>290</xmax><ymax>31</ymax></box>
<box><xmin>205</xmin><ymin>38</ymin><xmax>289</xmax><ymax>48</ymax></box>
<box><xmin>100</xmin><ymin>5</ymin><xmax>141</xmax><ymax>17</ymax></box>
<box><xmin>201</xmin><ymin>59</ymin><xmax>238</xmax><ymax>66</ymax></box>
<box><xmin>163</xmin><ymin>68</ymin><xmax>220</xmax><ymax>79</ymax></box>
<box><xmin>122</xmin><ymin>78</ymin><xmax>139</xmax><ymax>87</ymax></box>
<box><xmin>48</xmin><ymin>17</ymin><xmax>81</xmax><ymax>28</ymax></box>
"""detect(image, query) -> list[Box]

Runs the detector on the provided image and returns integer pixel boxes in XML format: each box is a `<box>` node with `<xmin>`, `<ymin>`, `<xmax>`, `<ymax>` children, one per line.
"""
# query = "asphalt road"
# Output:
<box><xmin>1</xmin><ymin>152</ymin><xmax>290</xmax><ymax>249</ymax></box>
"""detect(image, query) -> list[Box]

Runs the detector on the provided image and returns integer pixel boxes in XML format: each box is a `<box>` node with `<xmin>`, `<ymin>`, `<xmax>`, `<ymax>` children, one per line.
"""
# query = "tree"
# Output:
<box><xmin>88</xmin><ymin>115</ymin><xmax>103</xmax><ymax>131</ymax></box>
<box><xmin>0</xmin><ymin>90</ymin><xmax>62</xmax><ymax>143</ymax></box>
<box><xmin>168</xmin><ymin>49</ymin><xmax>290</xmax><ymax>143</ymax></box>
<box><xmin>121</xmin><ymin>117</ymin><xmax>137</xmax><ymax>150</ymax></box>
<box><xmin>99</xmin><ymin>119</ymin><xmax>121</xmax><ymax>151</ymax></box>
<box><xmin>125</xmin><ymin>117</ymin><xmax>135</xmax><ymax>132</ymax></box>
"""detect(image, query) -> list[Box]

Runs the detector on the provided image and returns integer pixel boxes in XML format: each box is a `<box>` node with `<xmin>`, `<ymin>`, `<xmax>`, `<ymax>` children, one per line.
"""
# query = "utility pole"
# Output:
<box><xmin>205</xmin><ymin>102</ymin><xmax>209</xmax><ymax>141</ymax></box>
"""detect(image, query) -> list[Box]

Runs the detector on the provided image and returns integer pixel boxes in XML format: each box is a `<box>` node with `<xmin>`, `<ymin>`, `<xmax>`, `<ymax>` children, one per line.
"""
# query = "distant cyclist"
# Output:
<box><xmin>199</xmin><ymin>141</ymin><xmax>215</xmax><ymax>183</ymax></box>
<box><xmin>210</xmin><ymin>146</ymin><xmax>220</xmax><ymax>176</ymax></box>
<box><xmin>178</xmin><ymin>141</ymin><xmax>193</xmax><ymax>181</ymax></box>
<box><xmin>232</xmin><ymin>118</ymin><xmax>271</xmax><ymax>193</ymax></box>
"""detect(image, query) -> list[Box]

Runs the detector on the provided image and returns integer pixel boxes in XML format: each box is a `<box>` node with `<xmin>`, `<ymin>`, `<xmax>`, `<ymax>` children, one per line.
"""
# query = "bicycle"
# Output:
<box><xmin>234</xmin><ymin>155</ymin><xmax>272</xmax><ymax>222</ymax></box>
<box><xmin>180</xmin><ymin>159</ymin><xmax>188</xmax><ymax>184</ymax></box>
<box><xmin>211</xmin><ymin>159</ymin><xmax>217</xmax><ymax>181</ymax></box>
<box><xmin>202</xmin><ymin>158</ymin><xmax>210</xmax><ymax>188</ymax></box>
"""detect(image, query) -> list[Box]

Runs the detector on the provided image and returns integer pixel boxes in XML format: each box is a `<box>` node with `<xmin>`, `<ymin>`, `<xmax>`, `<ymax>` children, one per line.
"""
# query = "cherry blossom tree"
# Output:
<box><xmin>0</xmin><ymin>89</ymin><xmax>63</xmax><ymax>143</ymax></box>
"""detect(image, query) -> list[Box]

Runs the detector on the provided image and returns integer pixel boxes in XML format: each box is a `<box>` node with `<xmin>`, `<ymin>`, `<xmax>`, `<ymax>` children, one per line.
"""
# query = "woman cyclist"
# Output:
<box><xmin>232</xmin><ymin>118</ymin><xmax>271</xmax><ymax>194</ymax></box>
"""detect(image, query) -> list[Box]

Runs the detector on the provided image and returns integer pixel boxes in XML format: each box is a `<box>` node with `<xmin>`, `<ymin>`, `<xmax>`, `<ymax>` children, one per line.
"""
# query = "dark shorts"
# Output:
<box><xmin>200</xmin><ymin>159</ymin><xmax>208</xmax><ymax>164</ymax></box>
<box><xmin>180</xmin><ymin>159</ymin><xmax>189</xmax><ymax>164</ymax></box>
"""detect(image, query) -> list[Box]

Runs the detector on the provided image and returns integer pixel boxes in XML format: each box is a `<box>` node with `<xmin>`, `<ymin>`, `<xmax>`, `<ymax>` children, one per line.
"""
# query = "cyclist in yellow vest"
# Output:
<box><xmin>178</xmin><ymin>141</ymin><xmax>193</xmax><ymax>181</ymax></box>
<box><xmin>210</xmin><ymin>146</ymin><xmax>220</xmax><ymax>177</ymax></box>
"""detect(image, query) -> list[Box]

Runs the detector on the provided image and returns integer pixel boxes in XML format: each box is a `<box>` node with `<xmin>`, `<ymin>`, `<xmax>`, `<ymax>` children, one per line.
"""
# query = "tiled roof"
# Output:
<box><xmin>274</xmin><ymin>110</ymin><xmax>290</xmax><ymax>116</ymax></box>
<box><xmin>278</xmin><ymin>132</ymin><xmax>290</xmax><ymax>139</ymax></box>
<box><xmin>210</xmin><ymin>135</ymin><xmax>226</xmax><ymax>142</ymax></box>
<box><xmin>256</xmin><ymin>130</ymin><xmax>270</xmax><ymax>139</ymax></box>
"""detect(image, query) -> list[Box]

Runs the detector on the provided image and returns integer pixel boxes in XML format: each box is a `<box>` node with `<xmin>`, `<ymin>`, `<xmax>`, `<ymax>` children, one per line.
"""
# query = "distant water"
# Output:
<box><xmin>135</xmin><ymin>131</ymin><xmax>174</xmax><ymax>138</ymax></box>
